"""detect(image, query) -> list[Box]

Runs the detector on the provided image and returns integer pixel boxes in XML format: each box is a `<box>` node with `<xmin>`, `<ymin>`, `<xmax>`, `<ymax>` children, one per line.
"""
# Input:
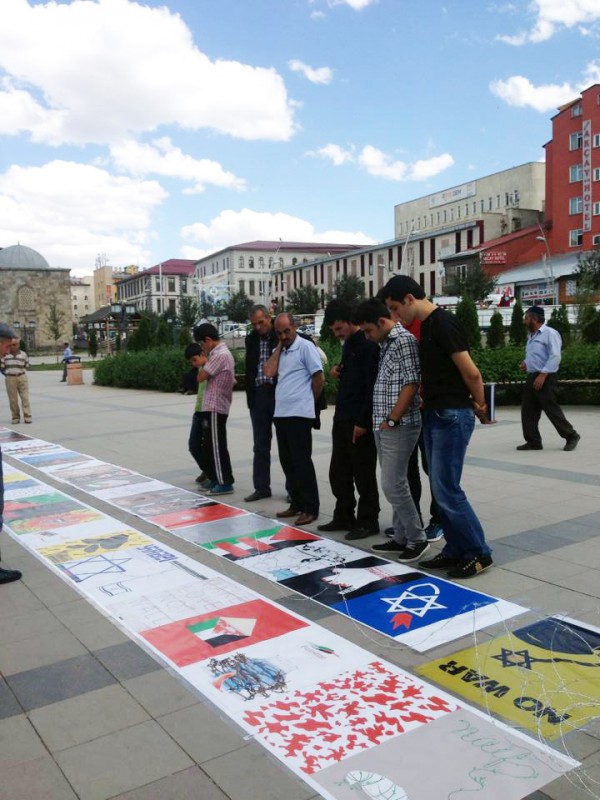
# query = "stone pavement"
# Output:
<box><xmin>0</xmin><ymin>369</ymin><xmax>599</xmax><ymax>800</ymax></box>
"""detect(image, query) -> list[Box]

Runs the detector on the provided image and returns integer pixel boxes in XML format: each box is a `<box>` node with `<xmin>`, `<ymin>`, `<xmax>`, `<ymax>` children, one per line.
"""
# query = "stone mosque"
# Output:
<box><xmin>0</xmin><ymin>244</ymin><xmax>71</xmax><ymax>352</ymax></box>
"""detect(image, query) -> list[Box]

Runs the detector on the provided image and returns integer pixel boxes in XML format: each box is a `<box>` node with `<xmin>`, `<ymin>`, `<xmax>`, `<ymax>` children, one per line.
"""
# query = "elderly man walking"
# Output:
<box><xmin>1</xmin><ymin>338</ymin><xmax>32</xmax><ymax>424</ymax></box>
<box><xmin>517</xmin><ymin>305</ymin><xmax>580</xmax><ymax>452</ymax></box>
<box><xmin>264</xmin><ymin>313</ymin><xmax>324</xmax><ymax>526</ymax></box>
<box><xmin>0</xmin><ymin>323</ymin><xmax>23</xmax><ymax>584</ymax></box>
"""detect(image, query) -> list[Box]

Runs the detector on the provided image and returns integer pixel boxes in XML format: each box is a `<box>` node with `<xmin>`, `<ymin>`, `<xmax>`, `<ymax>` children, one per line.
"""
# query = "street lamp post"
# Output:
<box><xmin>110</xmin><ymin>303</ymin><xmax>136</xmax><ymax>349</ymax></box>
<box><xmin>536</xmin><ymin>233</ymin><xmax>555</xmax><ymax>304</ymax></box>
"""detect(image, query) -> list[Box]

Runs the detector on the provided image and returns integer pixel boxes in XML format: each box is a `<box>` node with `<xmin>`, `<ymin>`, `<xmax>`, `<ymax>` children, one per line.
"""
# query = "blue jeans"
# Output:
<box><xmin>422</xmin><ymin>408</ymin><xmax>491</xmax><ymax>560</ymax></box>
<box><xmin>374</xmin><ymin>424</ymin><xmax>425</xmax><ymax>547</ymax></box>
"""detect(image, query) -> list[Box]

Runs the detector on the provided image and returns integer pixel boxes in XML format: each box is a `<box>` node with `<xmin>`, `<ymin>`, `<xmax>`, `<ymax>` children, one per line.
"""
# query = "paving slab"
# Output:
<box><xmin>109</xmin><ymin>766</ymin><xmax>230</xmax><ymax>800</ymax></box>
<box><xmin>122</xmin><ymin>669</ymin><xmax>200</xmax><ymax>718</ymax></box>
<box><xmin>0</xmin><ymin>713</ymin><xmax>48</xmax><ymax>767</ymax></box>
<box><xmin>157</xmin><ymin>702</ymin><xmax>247</xmax><ymax>764</ymax></box>
<box><xmin>0</xmin><ymin>755</ymin><xmax>79</xmax><ymax>800</ymax></box>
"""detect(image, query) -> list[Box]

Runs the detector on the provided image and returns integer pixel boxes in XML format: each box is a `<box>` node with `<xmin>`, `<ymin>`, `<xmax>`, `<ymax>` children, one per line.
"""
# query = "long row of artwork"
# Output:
<box><xmin>1</xmin><ymin>427</ymin><xmax>593</xmax><ymax>799</ymax></box>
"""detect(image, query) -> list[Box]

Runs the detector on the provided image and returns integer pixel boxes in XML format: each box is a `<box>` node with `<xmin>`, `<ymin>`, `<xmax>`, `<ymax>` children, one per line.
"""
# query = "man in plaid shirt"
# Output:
<box><xmin>355</xmin><ymin>298</ymin><xmax>429</xmax><ymax>563</ymax></box>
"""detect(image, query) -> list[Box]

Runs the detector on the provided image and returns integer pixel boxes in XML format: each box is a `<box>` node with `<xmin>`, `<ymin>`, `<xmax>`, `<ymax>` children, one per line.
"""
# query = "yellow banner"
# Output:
<box><xmin>419</xmin><ymin>617</ymin><xmax>600</xmax><ymax>739</ymax></box>
<box><xmin>38</xmin><ymin>530</ymin><xmax>151</xmax><ymax>565</ymax></box>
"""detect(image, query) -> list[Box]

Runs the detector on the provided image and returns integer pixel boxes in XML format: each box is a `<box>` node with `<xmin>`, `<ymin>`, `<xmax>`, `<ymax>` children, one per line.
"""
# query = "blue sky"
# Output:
<box><xmin>1</xmin><ymin>0</ymin><xmax>599</xmax><ymax>275</ymax></box>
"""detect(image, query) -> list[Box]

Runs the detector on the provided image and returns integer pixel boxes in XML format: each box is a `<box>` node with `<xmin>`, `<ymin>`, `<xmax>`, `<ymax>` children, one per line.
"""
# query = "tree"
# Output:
<box><xmin>44</xmin><ymin>303</ymin><xmax>68</xmax><ymax>355</ymax></box>
<box><xmin>580</xmin><ymin>304</ymin><xmax>600</xmax><ymax>344</ymax></box>
<box><xmin>574</xmin><ymin>248</ymin><xmax>600</xmax><ymax>291</ymax></box>
<box><xmin>547</xmin><ymin>304</ymin><xmax>571</xmax><ymax>346</ymax></box>
<box><xmin>88</xmin><ymin>328</ymin><xmax>98</xmax><ymax>359</ymax></box>
<box><xmin>455</xmin><ymin>296</ymin><xmax>481</xmax><ymax>348</ymax></box>
<box><xmin>509</xmin><ymin>299</ymin><xmax>526</xmax><ymax>346</ymax></box>
<box><xmin>446</xmin><ymin>262</ymin><xmax>497</xmax><ymax>303</ymax></box>
<box><xmin>286</xmin><ymin>285</ymin><xmax>321</xmax><ymax>314</ymax></box>
<box><xmin>178</xmin><ymin>326</ymin><xmax>192</xmax><ymax>347</ymax></box>
<box><xmin>486</xmin><ymin>311</ymin><xmax>505</xmax><ymax>349</ymax></box>
<box><xmin>128</xmin><ymin>315</ymin><xmax>153</xmax><ymax>352</ymax></box>
<box><xmin>223</xmin><ymin>290</ymin><xmax>253</xmax><ymax>322</ymax></box>
<box><xmin>326</xmin><ymin>274</ymin><xmax>365</xmax><ymax>304</ymax></box>
<box><xmin>154</xmin><ymin>318</ymin><xmax>171</xmax><ymax>347</ymax></box>
<box><xmin>199</xmin><ymin>291</ymin><xmax>216</xmax><ymax>318</ymax></box>
<box><xmin>179</xmin><ymin>296</ymin><xmax>200</xmax><ymax>329</ymax></box>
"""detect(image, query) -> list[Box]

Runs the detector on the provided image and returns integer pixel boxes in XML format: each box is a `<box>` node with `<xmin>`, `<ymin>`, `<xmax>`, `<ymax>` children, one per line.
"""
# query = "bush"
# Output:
<box><xmin>455</xmin><ymin>296</ymin><xmax>480</xmax><ymax>348</ymax></box>
<box><xmin>509</xmin><ymin>300</ymin><xmax>526</xmax><ymax>346</ymax></box>
<box><xmin>94</xmin><ymin>347</ymin><xmax>188</xmax><ymax>392</ymax></box>
<box><xmin>547</xmin><ymin>304</ymin><xmax>571</xmax><ymax>346</ymax></box>
<box><xmin>486</xmin><ymin>311</ymin><xmax>505</xmax><ymax>349</ymax></box>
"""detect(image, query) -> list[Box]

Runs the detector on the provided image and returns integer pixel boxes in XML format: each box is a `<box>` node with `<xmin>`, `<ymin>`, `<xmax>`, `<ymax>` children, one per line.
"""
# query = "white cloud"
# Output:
<box><xmin>490</xmin><ymin>62</ymin><xmax>600</xmax><ymax>111</ymax></box>
<box><xmin>110</xmin><ymin>138</ymin><xmax>246</xmax><ymax>193</ymax></box>
<box><xmin>288</xmin><ymin>59</ymin><xmax>333</xmax><ymax>85</ymax></box>
<box><xmin>0</xmin><ymin>0</ymin><xmax>296</xmax><ymax>145</ymax></box>
<box><xmin>327</xmin><ymin>0</ymin><xmax>378</xmax><ymax>9</ymax></box>
<box><xmin>0</xmin><ymin>160</ymin><xmax>167</xmax><ymax>272</ymax></box>
<box><xmin>307</xmin><ymin>143</ymin><xmax>355</xmax><ymax>165</ymax></box>
<box><xmin>408</xmin><ymin>153</ymin><xmax>455</xmax><ymax>180</ymax></box>
<box><xmin>498</xmin><ymin>0</ymin><xmax>600</xmax><ymax>44</ymax></box>
<box><xmin>181</xmin><ymin>208</ymin><xmax>374</xmax><ymax>254</ymax></box>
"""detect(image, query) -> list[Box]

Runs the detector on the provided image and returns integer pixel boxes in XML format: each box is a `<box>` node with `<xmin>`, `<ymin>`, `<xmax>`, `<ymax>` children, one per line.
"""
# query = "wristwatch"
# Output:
<box><xmin>386</xmin><ymin>417</ymin><xmax>398</xmax><ymax>427</ymax></box>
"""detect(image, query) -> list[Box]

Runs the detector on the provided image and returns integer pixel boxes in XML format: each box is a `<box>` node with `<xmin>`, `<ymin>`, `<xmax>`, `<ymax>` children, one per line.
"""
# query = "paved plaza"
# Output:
<box><xmin>1</xmin><ymin>368</ymin><xmax>599</xmax><ymax>800</ymax></box>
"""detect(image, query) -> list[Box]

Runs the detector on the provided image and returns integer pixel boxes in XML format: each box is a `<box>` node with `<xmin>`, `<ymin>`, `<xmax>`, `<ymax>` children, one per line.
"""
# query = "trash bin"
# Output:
<box><xmin>67</xmin><ymin>361</ymin><xmax>84</xmax><ymax>385</ymax></box>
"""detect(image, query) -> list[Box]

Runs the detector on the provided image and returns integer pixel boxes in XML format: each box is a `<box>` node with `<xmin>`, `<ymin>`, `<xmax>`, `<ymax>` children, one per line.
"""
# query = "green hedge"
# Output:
<box><xmin>472</xmin><ymin>343</ymin><xmax>600</xmax><ymax>383</ymax></box>
<box><xmin>93</xmin><ymin>348</ymin><xmax>188</xmax><ymax>392</ymax></box>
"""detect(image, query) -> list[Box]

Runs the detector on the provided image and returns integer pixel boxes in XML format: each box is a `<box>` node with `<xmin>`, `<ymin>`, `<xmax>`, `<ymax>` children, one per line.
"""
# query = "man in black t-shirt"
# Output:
<box><xmin>380</xmin><ymin>276</ymin><xmax>493</xmax><ymax>579</ymax></box>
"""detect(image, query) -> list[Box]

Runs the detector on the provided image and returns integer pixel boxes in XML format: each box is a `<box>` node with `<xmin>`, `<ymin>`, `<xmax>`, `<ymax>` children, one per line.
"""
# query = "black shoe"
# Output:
<box><xmin>345</xmin><ymin>526</ymin><xmax>378</xmax><ymax>541</ymax></box>
<box><xmin>395</xmin><ymin>541</ymin><xmax>430</xmax><ymax>563</ymax></box>
<box><xmin>564</xmin><ymin>433</ymin><xmax>580</xmax><ymax>452</ymax></box>
<box><xmin>0</xmin><ymin>567</ymin><xmax>22</xmax><ymax>584</ymax></box>
<box><xmin>418</xmin><ymin>553</ymin><xmax>460</xmax><ymax>571</ymax></box>
<box><xmin>447</xmin><ymin>555</ymin><xmax>493</xmax><ymax>579</ymax></box>
<box><xmin>516</xmin><ymin>442</ymin><xmax>543</xmax><ymax>451</ymax></box>
<box><xmin>371</xmin><ymin>540</ymin><xmax>406</xmax><ymax>554</ymax></box>
<box><xmin>195</xmin><ymin>473</ymin><xmax>208</xmax><ymax>484</ymax></box>
<box><xmin>317</xmin><ymin>519</ymin><xmax>355</xmax><ymax>533</ymax></box>
<box><xmin>244</xmin><ymin>490</ymin><xmax>272</xmax><ymax>502</ymax></box>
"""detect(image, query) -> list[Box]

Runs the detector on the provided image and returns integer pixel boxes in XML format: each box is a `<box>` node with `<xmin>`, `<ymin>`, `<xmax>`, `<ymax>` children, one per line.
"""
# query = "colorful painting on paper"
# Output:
<box><xmin>3</xmin><ymin>492</ymin><xmax>82</xmax><ymax>521</ymax></box>
<box><xmin>141</xmin><ymin>599</ymin><xmax>308</xmax><ymax>667</ymax></box>
<box><xmin>0</xmin><ymin>429</ymin><xmax>31</xmax><ymax>443</ymax></box>
<box><xmin>18</xmin><ymin>450</ymin><xmax>94</xmax><ymax>468</ymax></box>
<box><xmin>5</xmin><ymin>507</ymin><xmax>104</xmax><ymax>535</ymax></box>
<box><xmin>418</xmin><ymin>616</ymin><xmax>600</xmax><ymax>739</ymax></box>
<box><xmin>46</xmin><ymin>463</ymin><xmax>150</xmax><ymax>491</ymax></box>
<box><xmin>314</xmin><ymin>707</ymin><xmax>577</xmax><ymax>800</ymax></box>
<box><xmin>203</xmin><ymin>526</ymin><xmax>320</xmax><ymax>561</ymax></box>
<box><xmin>38</xmin><ymin>530</ymin><xmax>153</xmax><ymax>565</ymax></box>
<box><xmin>151</xmin><ymin>503</ymin><xmax>247</xmax><ymax>530</ymax></box>
<box><xmin>242</xmin><ymin>660</ymin><xmax>457</xmax><ymax>775</ymax></box>
<box><xmin>108</xmin><ymin>488</ymin><xmax>212</xmax><ymax>517</ymax></box>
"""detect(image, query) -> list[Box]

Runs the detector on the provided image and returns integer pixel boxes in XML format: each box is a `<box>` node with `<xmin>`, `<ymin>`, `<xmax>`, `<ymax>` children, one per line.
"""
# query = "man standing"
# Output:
<box><xmin>60</xmin><ymin>341</ymin><xmax>73</xmax><ymax>382</ymax></box>
<box><xmin>194</xmin><ymin>324</ymin><xmax>235</xmax><ymax>496</ymax></box>
<box><xmin>264</xmin><ymin>313</ymin><xmax>324</xmax><ymax>526</ymax></box>
<box><xmin>1</xmin><ymin>339</ymin><xmax>32</xmax><ymax>424</ymax></box>
<box><xmin>319</xmin><ymin>300</ymin><xmax>380</xmax><ymax>540</ymax></box>
<box><xmin>0</xmin><ymin>323</ymin><xmax>23</xmax><ymax>584</ymax></box>
<box><xmin>244</xmin><ymin>305</ymin><xmax>278</xmax><ymax>502</ymax></box>
<box><xmin>380</xmin><ymin>276</ymin><xmax>492</xmax><ymax>578</ymax></box>
<box><xmin>517</xmin><ymin>305</ymin><xmax>580</xmax><ymax>452</ymax></box>
<box><xmin>355</xmin><ymin>298</ymin><xmax>428</xmax><ymax>563</ymax></box>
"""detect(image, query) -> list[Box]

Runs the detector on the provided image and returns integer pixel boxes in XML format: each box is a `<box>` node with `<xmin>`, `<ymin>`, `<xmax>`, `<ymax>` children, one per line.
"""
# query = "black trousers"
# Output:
<box><xmin>274</xmin><ymin>417</ymin><xmax>319</xmax><ymax>515</ymax></box>
<box><xmin>188</xmin><ymin>411</ymin><xmax>206</xmax><ymax>473</ymax></box>
<box><xmin>249</xmin><ymin>384</ymin><xmax>275</xmax><ymax>494</ymax></box>
<box><xmin>329</xmin><ymin>419</ymin><xmax>379</xmax><ymax>529</ymax></box>
<box><xmin>200</xmin><ymin>411</ymin><xmax>234</xmax><ymax>485</ymax></box>
<box><xmin>521</xmin><ymin>373</ymin><xmax>577</xmax><ymax>447</ymax></box>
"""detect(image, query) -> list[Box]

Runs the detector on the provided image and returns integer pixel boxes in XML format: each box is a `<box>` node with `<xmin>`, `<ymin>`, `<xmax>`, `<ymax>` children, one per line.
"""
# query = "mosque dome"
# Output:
<box><xmin>0</xmin><ymin>244</ymin><xmax>50</xmax><ymax>270</ymax></box>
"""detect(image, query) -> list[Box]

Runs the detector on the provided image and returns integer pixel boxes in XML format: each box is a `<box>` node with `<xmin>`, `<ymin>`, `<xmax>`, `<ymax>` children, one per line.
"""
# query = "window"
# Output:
<box><xmin>569</xmin><ymin>229</ymin><xmax>583</xmax><ymax>246</ymax></box>
<box><xmin>168</xmin><ymin>277</ymin><xmax>175</xmax><ymax>292</ymax></box>
<box><xmin>488</xmin><ymin>197</ymin><xmax>492</xmax><ymax>211</ymax></box>
<box><xmin>569</xmin><ymin>196</ymin><xmax>583</xmax><ymax>214</ymax></box>
<box><xmin>593</xmin><ymin>235</ymin><xmax>600</xmax><ymax>245</ymax></box>
<box><xmin>238</xmin><ymin>256</ymin><xmax>244</xmax><ymax>268</ymax></box>
<box><xmin>249</xmin><ymin>257</ymin><xmax>254</xmax><ymax>269</ymax></box>
<box><xmin>594</xmin><ymin>202</ymin><xmax>600</xmax><ymax>216</ymax></box>
<box><xmin>594</xmin><ymin>168</ymin><xmax>600</xmax><ymax>181</ymax></box>
<box><xmin>249</xmin><ymin>280</ymin><xmax>255</xmax><ymax>295</ymax></box>
<box><xmin>569</xmin><ymin>131</ymin><xmax>583</xmax><ymax>150</ymax></box>
<box><xmin>594</xmin><ymin>133</ymin><xmax>600</xmax><ymax>148</ymax></box>
<box><xmin>155</xmin><ymin>279</ymin><xmax>160</xmax><ymax>291</ymax></box>
<box><xmin>571</xmin><ymin>103</ymin><xmax>582</xmax><ymax>117</ymax></box>
<box><xmin>181</xmin><ymin>279</ymin><xmax>187</xmax><ymax>293</ymax></box>
<box><xmin>258</xmin><ymin>257</ymin><xmax>264</xmax><ymax>269</ymax></box>
<box><xmin>569</xmin><ymin>164</ymin><xmax>583</xmax><ymax>182</ymax></box>
<box><xmin>239</xmin><ymin>280</ymin><xmax>245</xmax><ymax>292</ymax></box>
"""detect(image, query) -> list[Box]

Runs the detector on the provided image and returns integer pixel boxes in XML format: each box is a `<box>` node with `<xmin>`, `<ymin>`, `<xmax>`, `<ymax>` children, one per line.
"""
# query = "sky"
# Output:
<box><xmin>1</xmin><ymin>0</ymin><xmax>600</xmax><ymax>276</ymax></box>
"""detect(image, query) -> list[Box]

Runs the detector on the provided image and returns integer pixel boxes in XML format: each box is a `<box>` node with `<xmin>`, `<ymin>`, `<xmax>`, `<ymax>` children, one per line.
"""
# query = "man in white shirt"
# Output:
<box><xmin>264</xmin><ymin>313</ymin><xmax>324</xmax><ymax>526</ymax></box>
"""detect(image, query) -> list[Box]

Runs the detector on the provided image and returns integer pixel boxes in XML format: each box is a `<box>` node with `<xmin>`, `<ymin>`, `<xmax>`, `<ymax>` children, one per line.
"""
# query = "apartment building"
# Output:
<box><xmin>116</xmin><ymin>260</ymin><xmax>197</xmax><ymax>314</ymax></box>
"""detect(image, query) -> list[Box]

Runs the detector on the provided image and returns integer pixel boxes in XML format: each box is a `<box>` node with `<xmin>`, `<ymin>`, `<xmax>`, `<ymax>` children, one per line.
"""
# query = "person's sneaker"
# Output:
<box><xmin>564</xmin><ymin>433</ymin><xmax>581</xmax><ymax>451</ymax></box>
<box><xmin>371</xmin><ymin>540</ymin><xmax>408</xmax><ymax>555</ymax></box>
<box><xmin>199</xmin><ymin>478</ymin><xmax>217</xmax><ymax>490</ymax></box>
<box><xmin>208</xmin><ymin>483</ymin><xmax>234</xmax><ymax>496</ymax></box>
<box><xmin>345</xmin><ymin>526</ymin><xmax>378</xmax><ymax>541</ymax></box>
<box><xmin>447</xmin><ymin>555</ymin><xmax>493</xmax><ymax>579</ymax></box>
<box><xmin>384</xmin><ymin>526</ymin><xmax>395</xmax><ymax>538</ymax></box>
<box><xmin>0</xmin><ymin>567</ymin><xmax>22</xmax><ymax>584</ymax></box>
<box><xmin>418</xmin><ymin>553</ymin><xmax>461</xmax><ymax>571</ymax></box>
<box><xmin>195</xmin><ymin>473</ymin><xmax>208</xmax><ymax>483</ymax></box>
<box><xmin>395</xmin><ymin>541</ymin><xmax>430</xmax><ymax>563</ymax></box>
<box><xmin>425</xmin><ymin>522</ymin><xmax>444</xmax><ymax>542</ymax></box>
<box><xmin>516</xmin><ymin>442</ymin><xmax>543</xmax><ymax>451</ymax></box>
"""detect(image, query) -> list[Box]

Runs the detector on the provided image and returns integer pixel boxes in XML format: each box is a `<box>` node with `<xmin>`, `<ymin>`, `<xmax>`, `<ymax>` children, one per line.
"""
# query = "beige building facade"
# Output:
<box><xmin>71</xmin><ymin>276</ymin><xmax>95</xmax><ymax>326</ymax></box>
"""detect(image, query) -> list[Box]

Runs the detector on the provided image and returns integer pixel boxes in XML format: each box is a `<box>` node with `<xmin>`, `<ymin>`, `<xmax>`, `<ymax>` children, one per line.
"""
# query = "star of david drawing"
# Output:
<box><xmin>381</xmin><ymin>582</ymin><xmax>446</xmax><ymax>618</ymax></box>
<box><xmin>491</xmin><ymin>648</ymin><xmax>534</xmax><ymax>669</ymax></box>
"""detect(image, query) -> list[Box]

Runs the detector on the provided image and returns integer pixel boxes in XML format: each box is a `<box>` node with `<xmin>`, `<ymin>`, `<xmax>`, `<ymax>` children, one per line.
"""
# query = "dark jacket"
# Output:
<box><xmin>244</xmin><ymin>326</ymin><xmax>278</xmax><ymax>409</ymax></box>
<box><xmin>334</xmin><ymin>329</ymin><xmax>379</xmax><ymax>429</ymax></box>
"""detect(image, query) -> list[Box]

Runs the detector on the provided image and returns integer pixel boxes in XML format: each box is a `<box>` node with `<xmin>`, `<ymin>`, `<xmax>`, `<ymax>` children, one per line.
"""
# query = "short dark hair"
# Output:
<box><xmin>249</xmin><ymin>304</ymin><xmax>270</xmax><ymax>318</ymax></box>
<box><xmin>184</xmin><ymin>342</ymin><xmax>202</xmax><ymax>359</ymax></box>
<box><xmin>324</xmin><ymin>299</ymin><xmax>356</xmax><ymax>326</ymax></box>
<box><xmin>354</xmin><ymin>298</ymin><xmax>391</xmax><ymax>325</ymax></box>
<box><xmin>381</xmin><ymin>275</ymin><xmax>425</xmax><ymax>302</ymax></box>
<box><xmin>193</xmin><ymin>323</ymin><xmax>219</xmax><ymax>342</ymax></box>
